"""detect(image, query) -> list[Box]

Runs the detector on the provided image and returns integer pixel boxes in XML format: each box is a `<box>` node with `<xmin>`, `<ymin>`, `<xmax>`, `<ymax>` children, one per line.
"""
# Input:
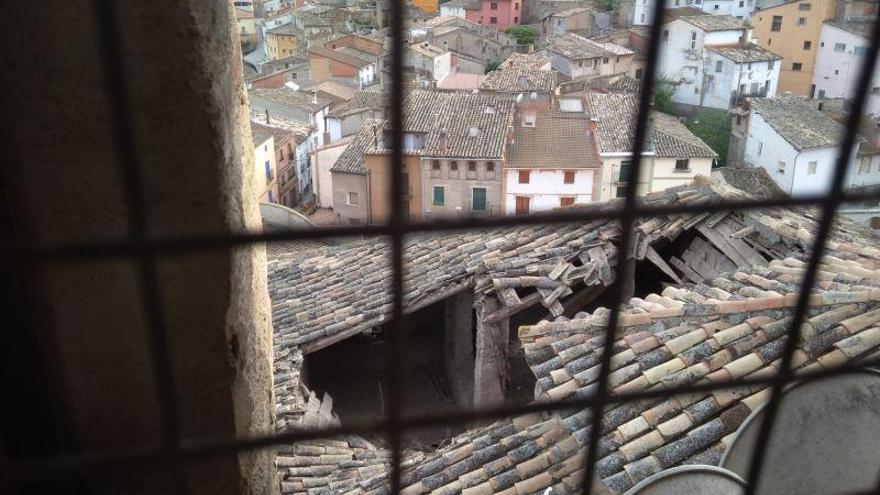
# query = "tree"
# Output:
<box><xmin>652</xmin><ymin>81</ymin><xmax>676</xmax><ymax>114</ymax></box>
<box><xmin>485</xmin><ymin>60</ymin><xmax>502</xmax><ymax>73</ymax></box>
<box><xmin>504</xmin><ymin>25</ymin><xmax>538</xmax><ymax>46</ymax></box>
<box><xmin>684</xmin><ymin>108</ymin><xmax>731</xmax><ymax>168</ymax></box>
<box><xmin>593</xmin><ymin>0</ymin><xmax>615</xmax><ymax>11</ymax></box>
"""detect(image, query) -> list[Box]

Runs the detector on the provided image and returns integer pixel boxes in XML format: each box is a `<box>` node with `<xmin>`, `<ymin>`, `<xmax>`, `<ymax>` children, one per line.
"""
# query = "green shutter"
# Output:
<box><xmin>433</xmin><ymin>186</ymin><xmax>445</xmax><ymax>205</ymax></box>
<box><xmin>472</xmin><ymin>188</ymin><xmax>487</xmax><ymax>211</ymax></box>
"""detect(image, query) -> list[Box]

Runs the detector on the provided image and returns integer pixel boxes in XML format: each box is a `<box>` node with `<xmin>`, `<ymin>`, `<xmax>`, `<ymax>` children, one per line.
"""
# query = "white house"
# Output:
<box><xmin>702</xmin><ymin>45</ymin><xmax>781</xmax><ymax>109</ymax></box>
<box><xmin>503</xmin><ymin>102</ymin><xmax>602</xmax><ymax>214</ymax></box>
<box><xmin>251</xmin><ymin>123</ymin><xmax>279</xmax><ymax>204</ymax></box>
<box><xmin>586</xmin><ymin>92</ymin><xmax>718</xmax><ymax>200</ymax></box>
<box><xmin>658</xmin><ymin>14</ymin><xmax>781</xmax><ymax>110</ymax></box>
<box><xmin>694</xmin><ymin>0</ymin><xmax>755</xmax><ymax>19</ymax></box>
<box><xmin>742</xmin><ymin>95</ymin><xmax>869</xmax><ymax>197</ymax></box>
<box><xmin>440</xmin><ymin>0</ymin><xmax>471</xmax><ymax>18</ymax></box>
<box><xmin>812</xmin><ymin>20</ymin><xmax>880</xmax><ymax>120</ymax></box>
<box><xmin>632</xmin><ymin>0</ymin><xmax>655</xmax><ymax>25</ymax></box>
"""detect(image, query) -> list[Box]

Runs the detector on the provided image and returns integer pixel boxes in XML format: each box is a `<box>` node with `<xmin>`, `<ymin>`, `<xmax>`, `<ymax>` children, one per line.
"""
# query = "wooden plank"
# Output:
<box><xmin>645</xmin><ymin>245</ymin><xmax>684</xmax><ymax>284</ymax></box>
<box><xmin>670</xmin><ymin>256</ymin><xmax>704</xmax><ymax>283</ymax></box>
<box><xmin>714</xmin><ymin>222</ymin><xmax>768</xmax><ymax>266</ymax></box>
<box><xmin>681</xmin><ymin>248</ymin><xmax>719</xmax><ymax>280</ymax></box>
<box><xmin>696</xmin><ymin>223</ymin><xmax>751</xmax><ymax>267</ymax></box>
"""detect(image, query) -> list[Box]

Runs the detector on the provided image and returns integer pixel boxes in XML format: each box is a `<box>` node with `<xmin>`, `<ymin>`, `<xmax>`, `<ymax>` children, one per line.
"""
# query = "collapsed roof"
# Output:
<box><xmin>268</xmin><ymin>178</ymin><xmax>880</xmax><ymax>494</ymax></box>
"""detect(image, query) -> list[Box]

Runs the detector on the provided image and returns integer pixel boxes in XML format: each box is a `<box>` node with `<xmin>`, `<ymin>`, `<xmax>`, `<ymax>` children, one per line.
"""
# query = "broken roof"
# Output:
<box><xmin>506</xmin><ymin>108</ymin><xmax>602</xmax><ymax>170</ymax></box>
<box><xmin>708</xmin><ymin>44</ymin><xmax>781</xmax><ymax>63</ymax></box>
<box><xmin>586</xmin><ymin>93</ymin><xmax>717</xmax><ymax>158</ymax></box>
<box><xmin>270</xmin><ymin>179</ymin><xmax>880</xmax><ymax>494</ymax></box>
<box><xmin>480</xmin><ymin>66</ymin><xmax>555</xmax><ymax>93</ymax></box>
<box><xmin>676</xmin><ymin>14</ymin><xmax>748</xmax><ymax>32</ymax></box>
<box><xmin>748</xmin><ymin>95</ymin><xmax>846</xmax><ymax>151</ymax></box>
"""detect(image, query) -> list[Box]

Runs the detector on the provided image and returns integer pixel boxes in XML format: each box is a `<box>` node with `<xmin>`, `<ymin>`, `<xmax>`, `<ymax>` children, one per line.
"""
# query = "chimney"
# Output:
<box><xmin>439</xmin><ymin>128</ymin><xmax>448</xmax><ymax>153</ymax></box>
<box><xmin>518</xmin><ymin>75</ymin><xmax>528</xmax><ymax>90</ymax></box>
<box><xmin>265</xmin><ymin>108</ymin><xmax>271</xmax><ymax>124</ymax></box>
<box><xmin>587</xmin><ymin>118</ymin><xmax>598</xmax><ymax>135</ymax></box>
<box><xmin>312</xmin><ymin>90</ymin><xmax>318</xmax><ymax>104</ymax></box>
<box><xmin>371</xmin><ymin>123</ymin><xmax>379</xmax><ymax>148</ymax></box>
<box><xmin>506</xmin><ymin>124</ymin><xmax>515</xmax><ymax>145</ymax></box>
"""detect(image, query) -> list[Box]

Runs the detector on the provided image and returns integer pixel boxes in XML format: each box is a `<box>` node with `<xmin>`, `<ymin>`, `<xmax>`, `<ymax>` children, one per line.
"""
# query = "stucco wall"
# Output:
<box><xmin>313</xmin><ymin>140</ymin><xmax>350</xmax><ymax>207</ymax></box>
<box><xmin>813</xmin><ymin>23</ymin><xmax>880</xmax><ymax>116</ymax></box>
<box><xmin>421</xmin><ymin>157</ymin><xmax>502</xmax><ymax>217</ymax></box>
<box><xmin>331</xmin><ymin>171</ymin><xmax>369</xmax><ymax>223</ymax></box>
<box><xmin>503</xmin><ymin>168</ymin><xmax>596</xmax><ymax>213</ymax></box>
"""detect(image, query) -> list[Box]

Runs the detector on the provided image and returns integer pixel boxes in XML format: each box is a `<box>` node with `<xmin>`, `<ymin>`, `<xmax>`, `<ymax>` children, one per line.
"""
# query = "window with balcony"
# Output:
<box><xmin>564</xmin><ymin>171</ymin><xmax>575</xmax><ymax>184</ymax></box>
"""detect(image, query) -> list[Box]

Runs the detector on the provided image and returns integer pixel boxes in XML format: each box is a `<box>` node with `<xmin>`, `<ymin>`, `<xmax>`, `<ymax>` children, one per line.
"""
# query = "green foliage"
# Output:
<box><xmin>485</xmin><ymin>60</ymin><xmax>502</xmax><ymax>73</ymax></box>
<box><xmin>652</xmin><ymin>81</ymin><xmax>676</xmax><ymax>115</ymax></box>
<box><xmin>504</xmin><ymin>25</ymin><xmax>538</xmax><ymax>46</ymax></box>
<box><xmin>684</xmin><ymin>108</ymin><xmax>730</xmax><ymax>168</ymax></box>
<box><xmin>593</xmin><ymin>0</ymin><xmax>615</xmax><ymax>11</ymax></box>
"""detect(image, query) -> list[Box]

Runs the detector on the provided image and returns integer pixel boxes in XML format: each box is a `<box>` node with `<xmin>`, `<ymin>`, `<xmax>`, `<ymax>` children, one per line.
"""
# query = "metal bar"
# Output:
<box><xmin>7</xmin><ymin>357</ymin><xmax>880</xmax><ymax>483</ymax></box>
<box><xmin>6</xmin><ymin>190</ymin><xmax>880</xmax><ymax>266</ymax></box>
<box><xmin>385</xmin><ymin>0</ymin><xmax>406</xmax><ymax>491</ymax></box>
<box><xmin>740</xmin><ymin>14</ymin><xmax>880</xmax><ymax>495</ymax></box>
<box><xmin>579</xmin><ymin>0</ymin><xmax>668</xmax><ymax>491</ymax></box>
<box><xmin>93</xmin><ymin>0</ymin><xmax>186</xmax><ymax>491</ymax></box>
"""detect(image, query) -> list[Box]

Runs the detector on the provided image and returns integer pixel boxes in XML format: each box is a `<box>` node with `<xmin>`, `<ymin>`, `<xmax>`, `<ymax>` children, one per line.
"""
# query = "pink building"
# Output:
<box><xmin>464</xmin><ymin>0</ymin><xmax>522</xmax><ymax>31</ymax></box>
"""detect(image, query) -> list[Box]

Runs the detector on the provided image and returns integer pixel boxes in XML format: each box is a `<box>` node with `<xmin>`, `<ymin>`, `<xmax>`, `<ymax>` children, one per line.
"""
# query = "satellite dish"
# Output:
<box><xmin>721</xmin><ymin>369</ymin><xmax>880</xmax><ymax>495</ymax></box>
<box><xmin>623</xmin><ymin>465</ymin><xmax>745</xmax><ymax>495</ymax></box>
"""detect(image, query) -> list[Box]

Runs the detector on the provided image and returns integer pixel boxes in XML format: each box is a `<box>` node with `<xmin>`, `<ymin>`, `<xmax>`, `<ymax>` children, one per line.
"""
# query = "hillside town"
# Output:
<box><xmin>237</xmin><ymin>0</ymin><xmax>880</xmax><ymax>227</ymax></box>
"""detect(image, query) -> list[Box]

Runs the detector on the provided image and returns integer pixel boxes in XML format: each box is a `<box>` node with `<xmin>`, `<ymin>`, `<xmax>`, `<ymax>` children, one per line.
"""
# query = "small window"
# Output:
<box><xmin>797</xmin><ymin>17</ymin><xmax>806</xmax><ymax>25</ymax></box>
<box><xmin>616</xmin><ymin>185</ymin><xmax>628</xmax><ymax>198</ymax></box>
<box><xmin>768</xmin><ymin>60</ymin><xmax>775</xmax><ymax>70</ymax></box>
<box><xmin>757</xmin><ymin>140</ymin><xmax>763</xmax><ymax>155</ymax></box>
<box><xmin>792</xmin><ymin>62</ymin><xmax>803</xmax><ymax>71</ymax></box>
<box><xmin>450</xmin><ymin>161</ymin><xmax>458</xmax><ymax>171</ymax></box>
<box><xmin>716</xmin><ymin>60</ymin><xmax>724</xmax><ymax>72</ymax></box>
<box><xmin>714</xmin><ymin>3</ymin><xmax>719</xmax><ymax>8</ymax></box>
<box><xmin>432</xmin><ymin>160</ymin><xmax>440</xmax><ymax>171</ymax></box>
<box><xmin>818</xmin><ymin>89</ymin><xmax>825</xmax><ymax>99</ymax></box>
<box><xmin>739</xmin><ymin>0</ymin><xmax>744</xmax><ymax>6</ymax></box>
<box><xmin>675</xmin><ymin>159</ymin><xmax>690</xmax><ymax>172</ymax></box>
<box><xmin>265</xmin><ymin>160</ymin><xmax>272</xmax><ymax>180</ymax></box>
<box><xmin>560</xmin><ymin>197</ymin><xmax>575</xmax><ymax>207</ymax></box>
<box><xmin>514</xmin><ymin>16</ymin><xmax>518</xmax><ymax>22</ymax></box>
<box><xmin>662</xmin><ymin>29</ymin><xmax>669</xmax><ymax>42</ymax></box>
<box><xmin>347</xmin><ymin>192</ymin><xmax>359</xmax><ymax>205</ymax></box>
<box><xmin>432</xmin><ymin>186</ymin><xmax>445</xmax><ymax>205</ymax></box>
<box><xmin>603</xmin><ymin>57</ymin><xmax>609</xmax><ymax>64</ymax></box>
<box><xmin>768</xmin><ymin>38</ymin><xmax>772</xmax><ymax>45</ymax></box>
<box><xmin>519</xmin><ymin>170</ymin><xmax>530</xmax><ymax>183</ymax></box>
<box><xmin>799</xmin><ymin>2</ymin><xmax>811</xmax><ymax>9</ymax></box>
<box><xmin>771</xmin><ymin>15</ymin><xmax>782</xmax><ymax>32</ymax></box>
<box><xmin>564</xmin><ymin>171</ymin><xmax>575</xmax><ymax>184</ymax></box>
<box><xmin>736</xmin><ymin>114</ymin><xmax>742</xmax><ymax>126</ymax></box>
<box><xmin>268</xmin><ymin>190</ymin><xmax>274</xmax><ymax>202</ymax></box>
<box><xmin>490</xmin><ymin>1</ymin><xmax>497</xmax><ymax>8</ymax></box>
<box><xmin>807</xmin><ymin>161</ymin><xmax>818</xmax><ymax>175</ymax></box>
<box><xmin>490</xmin><ymin>16</ymin><xmax>497</xmax><ymax>24</ymax></box>
<box><xmin>486</xmin><ymin>162</ymin><xmax>495</xmax><ymax>172</ymax></box>
<box><xmin>523</xmin><ymin>112</ymin><xmax>536</xmax><ymax>127</ymax></box>
<box><xmin>803</xmin><ymin>40</ymin><xmax>811</xmax><ymax>50</ymax></box>
<box><xmin>778</xmin><ymin>160</ymin><xmax>786</xmax><ymax>173</ymax></box>
<box><xmin>835</xmin><ymin>42</ymin><xmax>846</xmax><ymax>52</ymax></box>
<box><xmin>855</xmin><ymin>46</ymin><xmax>868</xmax><ymax>56</ymax></box>
<box><xmin>468</xmin><ymin>161</ymin><xmax>477</xmax><ymax>172</ymax></box>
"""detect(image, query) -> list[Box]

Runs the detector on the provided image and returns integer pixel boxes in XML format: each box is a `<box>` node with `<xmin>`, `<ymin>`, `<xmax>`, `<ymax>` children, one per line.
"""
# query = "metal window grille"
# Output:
<box><xmin>5</xmin><ymin>0</ymin><xmax>880</xmax><ymax>494</ymax></box>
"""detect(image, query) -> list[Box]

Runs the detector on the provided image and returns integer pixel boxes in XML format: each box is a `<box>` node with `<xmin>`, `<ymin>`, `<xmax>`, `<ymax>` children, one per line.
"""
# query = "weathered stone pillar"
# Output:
<box><xmin>0</xmin><ymin>2</ymin><xmax>276</xmax><ymax>494</ymax></box>
<box><xmin>444</xmin><ymin>290</ymin><xmax>474</xmax><ymax>408</ymax></box>
<box><xmin>474</xmin><ymin>297</ymin><xmax>510</xmax><ymax>409</ymax></box>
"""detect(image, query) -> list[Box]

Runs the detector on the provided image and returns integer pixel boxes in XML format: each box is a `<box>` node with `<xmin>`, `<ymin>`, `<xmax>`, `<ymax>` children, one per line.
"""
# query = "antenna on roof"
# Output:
<box><xmin>265</xmin><ymin>108</ymin><xmax>270</xmax><ymax>124</ymax></box>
